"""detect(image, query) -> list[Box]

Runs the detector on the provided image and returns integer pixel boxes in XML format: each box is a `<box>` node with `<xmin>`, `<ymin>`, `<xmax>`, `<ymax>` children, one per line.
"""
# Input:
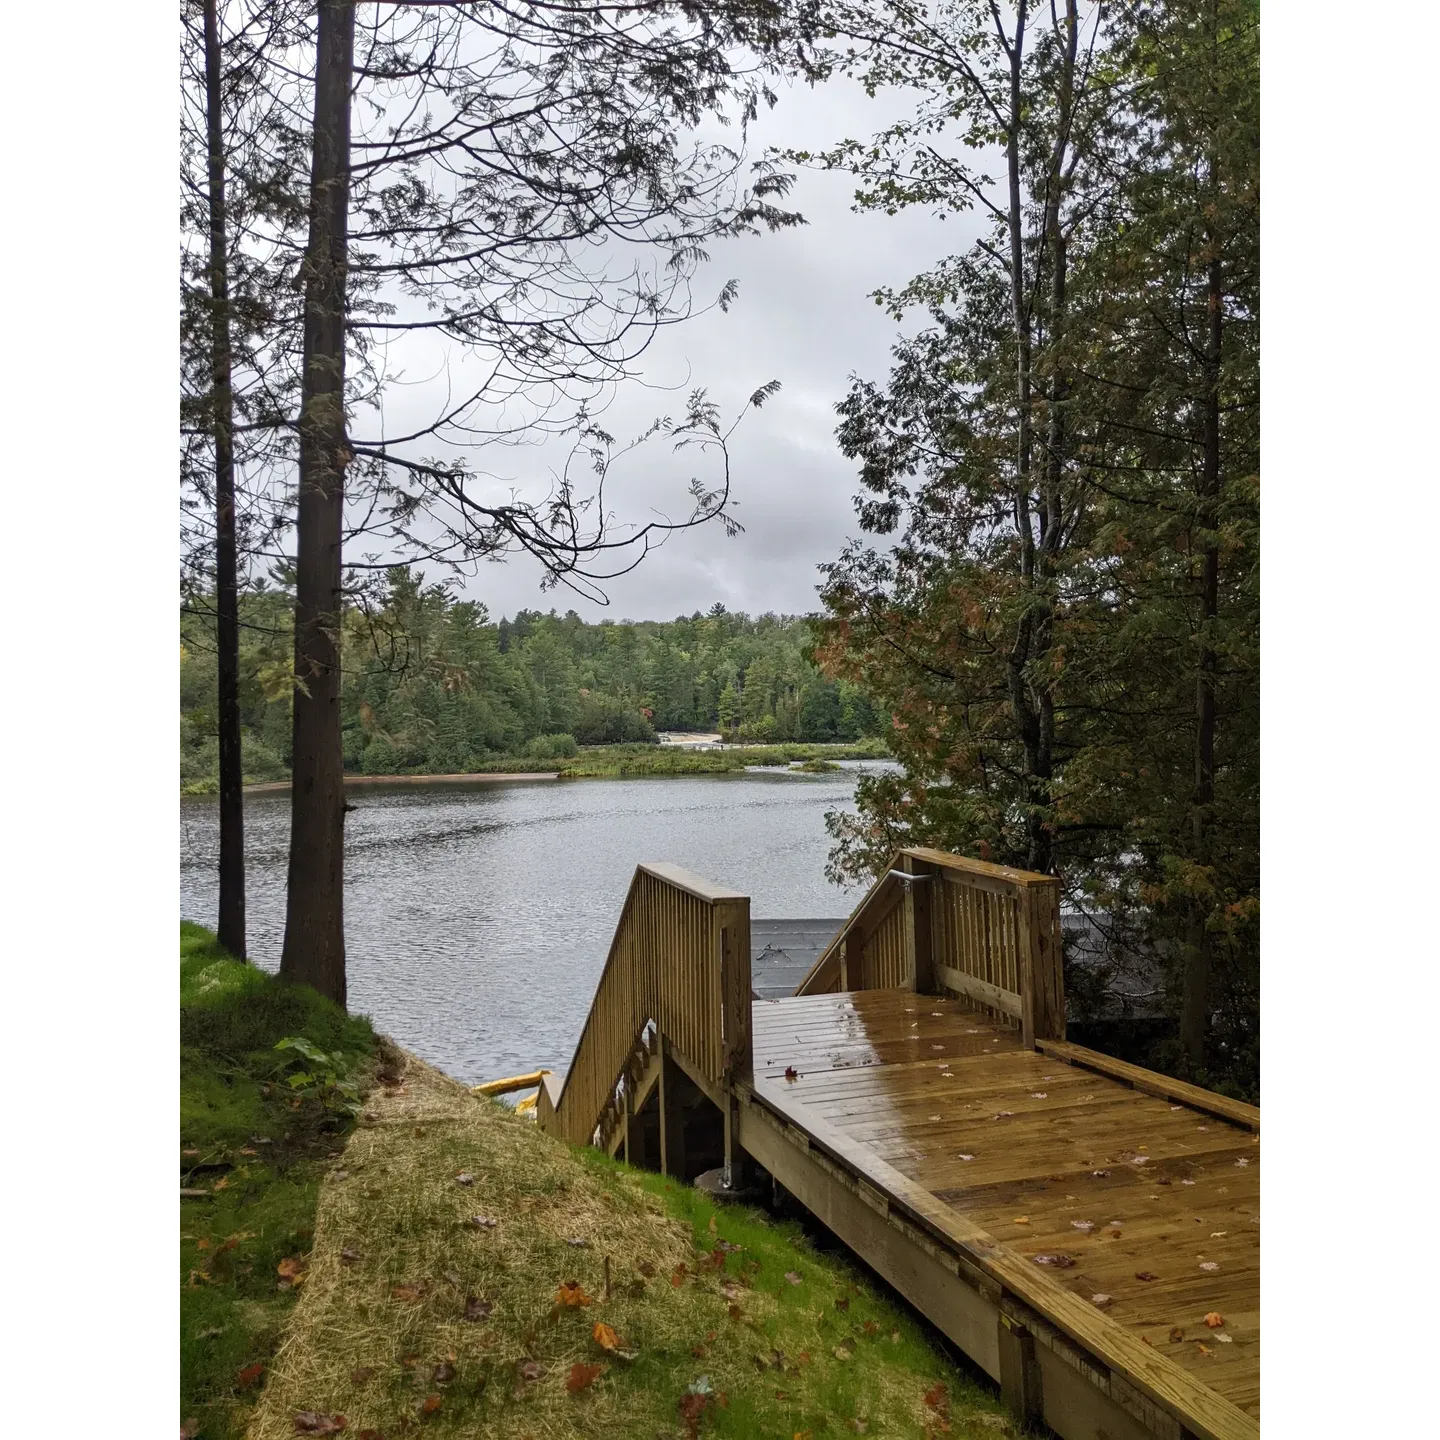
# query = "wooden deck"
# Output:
<box><xmin>538</xmin><ymin>848</ymin><xmax>1260</xmax><ymax>1440</ymax></box>
<box><xmin>751</xmin><ymin>989</ymin><xmax>1259</xmax><ymax>1428</ymax></box>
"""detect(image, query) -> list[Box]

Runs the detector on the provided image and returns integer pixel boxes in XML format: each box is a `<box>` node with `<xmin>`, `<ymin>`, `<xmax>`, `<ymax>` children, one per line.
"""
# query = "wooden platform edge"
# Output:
<box><xmin>1036</xmin><ymin>1040</ymin><xmax>1260</xmax><ymax>1132</ymax></box>
<box><xmin>742</xmin><ymin>1083</ymin><xmax>1259</xmax><ymax>1440</ymax></box>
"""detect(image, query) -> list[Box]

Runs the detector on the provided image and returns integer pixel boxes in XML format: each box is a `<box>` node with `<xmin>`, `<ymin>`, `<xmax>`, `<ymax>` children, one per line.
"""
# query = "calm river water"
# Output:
<box><xmin>180</xmin><ymin>767</ymin><xmax>880</xmax><ymax>1086</ymax></box>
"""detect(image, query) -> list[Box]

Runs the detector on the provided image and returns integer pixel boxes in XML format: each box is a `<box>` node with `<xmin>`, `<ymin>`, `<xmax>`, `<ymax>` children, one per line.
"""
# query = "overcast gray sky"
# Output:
<box><xmin>368</xmin><ymin>73</ymin><xmax>983</xmax><ymax>624</ymax></box>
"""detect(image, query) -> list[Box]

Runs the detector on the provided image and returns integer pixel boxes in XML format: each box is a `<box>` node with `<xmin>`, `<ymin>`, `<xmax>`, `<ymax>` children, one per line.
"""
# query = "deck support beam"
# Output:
<box><xmin>998</xmin><ymin>1315</ymin><xmax>1043</xmax><ymax>1428</ymax></box>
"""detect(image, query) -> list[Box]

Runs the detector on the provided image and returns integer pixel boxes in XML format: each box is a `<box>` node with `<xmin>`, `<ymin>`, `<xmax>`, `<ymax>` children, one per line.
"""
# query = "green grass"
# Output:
<box><xmin>245</xmin><ymin>1055</ymin><xmax>1015</xmax><ymax>1440</ymax></box>
<box><xmin>180</xmin><ymin>923</ymin><xmax>377</xmax><ymax>1440</ymax></box>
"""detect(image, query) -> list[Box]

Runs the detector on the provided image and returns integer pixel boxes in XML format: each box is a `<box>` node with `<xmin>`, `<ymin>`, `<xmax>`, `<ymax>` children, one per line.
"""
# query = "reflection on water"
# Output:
<box><xmin>180</xmin><ymin>768</ymin><xmax>880</xmax><ymax>1086</ymax></box>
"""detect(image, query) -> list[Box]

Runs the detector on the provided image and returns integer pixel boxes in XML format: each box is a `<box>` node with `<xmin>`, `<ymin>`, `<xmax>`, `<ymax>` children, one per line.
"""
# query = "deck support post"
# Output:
<box><xmin>997</xmin><ymin>1314</ymin><xmax>1043</xmax><ymax>1428</ymax></box>
<box><xmin>658</xmin><ymin>1044</ymin><xmax>687</xmax><ymax>1180</ymax></box>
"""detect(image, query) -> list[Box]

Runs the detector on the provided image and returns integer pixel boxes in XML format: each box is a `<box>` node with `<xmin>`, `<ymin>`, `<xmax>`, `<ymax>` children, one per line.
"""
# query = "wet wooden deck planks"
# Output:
<box><xmin>751</xmin><ymin>988</ymin><xmax>1259</xmax><ymax>1424</ymax></box>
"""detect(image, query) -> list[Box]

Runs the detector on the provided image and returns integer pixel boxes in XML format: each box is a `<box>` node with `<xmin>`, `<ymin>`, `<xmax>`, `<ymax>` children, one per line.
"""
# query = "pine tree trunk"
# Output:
<box><xmin>280</xmin><ymin>0</ymin><xmax>354</xmax><ymax>1007</ymax></box>
<box><xmin>204</xmin><ymin>0</ymin><xmax>246</xmax><ymax>959</ymax></box>
<box><xmin>1180</xmin><ymin>245</ymin><xmax>1223</xmax><ymax>1066</ymax></box>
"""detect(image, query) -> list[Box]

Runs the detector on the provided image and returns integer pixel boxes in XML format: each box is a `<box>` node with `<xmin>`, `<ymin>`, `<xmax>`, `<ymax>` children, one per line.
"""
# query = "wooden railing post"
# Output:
<box><xmin>716</xmin><ymin>896</ymin><xmax>752</xmax><ymax>1085</ymax></box>
<box><xmin>1020</xmin><ymin>879</ymin><xmax>1065</xmax><ymax>1045</ymax></box>
<box><xmin>900</xmin><ymin>853</ymin><xmax>934</xmax><ymax>994</ymax></box>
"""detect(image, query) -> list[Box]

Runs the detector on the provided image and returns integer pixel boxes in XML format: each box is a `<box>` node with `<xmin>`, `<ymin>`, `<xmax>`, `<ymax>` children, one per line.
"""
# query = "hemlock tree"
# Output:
<box><xmin>804</xmin><ymin>0</ymin><xmax>1258</xmax><ymax>1083</ymax></box>
<box><xmin>181</xmin><ymin>0</ymin><xmax>312</xmax><ymax>958</ymax></box>
<box><xmin>272</xmin><ymin>0</ymin><xmax>817</xmax><ymax>1005</ymax></box>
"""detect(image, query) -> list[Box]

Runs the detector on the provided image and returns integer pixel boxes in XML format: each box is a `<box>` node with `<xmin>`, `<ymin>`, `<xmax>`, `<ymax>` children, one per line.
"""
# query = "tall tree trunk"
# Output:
<box><xmin>1179</xmin><ymin>235</ymin><xmax>1222</xmax><ymax>1066</ymax></box>
<box><xmin>281</xmin><ymin>0</ymin><xmax>354</xmax><ymax>1006</ymax></box>
<box><xmin>204</xmin><ymin>0</ymin><xmax>246</xmax><ymax>959</ymax></box>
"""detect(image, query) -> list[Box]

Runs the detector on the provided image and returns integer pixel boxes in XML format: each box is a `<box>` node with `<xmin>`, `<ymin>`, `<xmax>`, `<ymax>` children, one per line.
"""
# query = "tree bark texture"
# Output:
<box><xmin>281</xmin><ymin>0</ymin><xmax>355</xmax><ymax>1006</ymax></box>
<box><xmin>204</xmin><ymin>0</ymin><xmax>246</xmax><ymax>959</ymax></box>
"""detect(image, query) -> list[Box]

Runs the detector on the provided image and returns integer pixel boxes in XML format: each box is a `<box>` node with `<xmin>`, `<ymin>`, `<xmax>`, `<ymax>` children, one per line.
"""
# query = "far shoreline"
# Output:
<box><xmin>241</xmin><ymin>771</ymin><xmax>561</xmax><ymax>793</ymax></box>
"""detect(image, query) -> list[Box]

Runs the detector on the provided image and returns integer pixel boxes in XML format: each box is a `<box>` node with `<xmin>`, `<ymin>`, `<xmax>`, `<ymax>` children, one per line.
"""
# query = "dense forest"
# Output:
<box><xmin>180</xmin><ymin>570</ymin><xmax>886</xmax><ymax>786</ymax></box>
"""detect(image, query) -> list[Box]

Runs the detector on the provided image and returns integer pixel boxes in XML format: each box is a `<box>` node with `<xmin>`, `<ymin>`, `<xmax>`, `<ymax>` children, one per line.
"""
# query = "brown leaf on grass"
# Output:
<box><xmin>419</xmin><ymin>1393</ymin><xmax>442</xmax><ymax>1416</ymax></box>
<box><xmin>638</xmin><ymin>1260</ymin><xmax>656</xmax><ymax>1277</ymax></box>
<box><xmin>567</xmin><ymin>1362</ymin><xmax>605</xmax><ymax>1393</ymax></box>
<box><xmin>692</xmin><ymin>1345</ymin><xmax>708</xmax><ymax>1359</ymax></box>
<box><xmin>432</xmin><ymin>1362</ymin><xmax>456</xmax><ymax>1384</ymax></box>
<box><xmin>923</xmin><ymin>1381</ymin><xmax>950</xmax><ymax>1415</ymax></box>
<box><xmin>236</xmin><ymin>1362</ymin><xmax>266</xmax><ymax>1390</ymax></box>
<box><xmin>1204</xmin><ymin>1312</ymin><xmax>1226</xmax><ymax>1328</ymax></box>
<box><xmin>783</xmin><ymin>1270</ymin><xmax>802</xmax><ymax>1285</ymax></box>
<box><xmin>339</xmin><ymin>1248</ymin><xmax>361</xmax><ymax>1265</ymax></box>
<box><xmin>349</xmin><ymin>1368</ymin><xmax>376</xmax><ymax>1386</ymax></box>
<box><xmin>463</xmin><ymin>1295</ymin><xmax>493</xmax><ymax>1322</ymax></box>
<box><xmin>464</xmin><ymin>1215</ymin><xmax>498</xmax><ymax>1230</ymax></box>
<box><xmin>293</xmin><ymin>1414</ymin><xmax>348</xmax><ymax>1434</ymax></box>
<box><xmin>671</xmin><ymin>1264</ymin><xmax>688</xmax><ymax>1288</ymax></box>
<box><xmin>391</xmin><ymin>1284</ymin><xmax>428</xmax><ymax>1303</ymax></box>
<box><xmin>517</xmin><ymin>1360</ymin><xmax>544</xmax><ymax>1382</ymax></box>
<box><xmin>729</xmin><ymin>1304</ymin><xmax>743</xmax><ymax>1320</ymax></box>
<box><xmin>555</xmin><ymin>1281</ymin><xmax>594</xmax><ymax>1308</ymax></box>
<box><xmin>454</xmin><ymin>1173</ymin><xmax>475</xmax><ymax>1186</ymax></box>
<box><xmin>593</xmin><ymin>1322</ymin><xmax>621</xmax><ymax>1352</ymax></box>
<box><xmin>863</xmin><ymin>1320</ymin><xmax>879</xmax><ymax>1336</ymax></box>
<box><xmin>833</xmin><ymin>1338</ymin><xmax>857</xmax><ymax>1360</ymax></box>
<box><xmin>835</xmin><ymin>1295</ymin><xmax>850</xmax><ymax>1310</ymax></box>
<box><xmin>277</xmin><ymin>1257</ymin><xmax>307</xmax><ymax>1281</ymax></box>
<box><xmin>1135</xmin><ymin>1271</ymin><xmax>1159</xmax><ymax>1282</ymax></box>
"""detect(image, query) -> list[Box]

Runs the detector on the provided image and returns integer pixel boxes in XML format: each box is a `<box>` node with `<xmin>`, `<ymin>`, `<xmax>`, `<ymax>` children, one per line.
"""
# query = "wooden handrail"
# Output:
<box><xmin>537</xmin><ymin>862</ymin><xmax>750</xmax><ymax>1148</ymax></box>
<box><xmin>795</xmin><ymin>847</ymin><xmax>1064</xmax><ymax>1047</ymax></box>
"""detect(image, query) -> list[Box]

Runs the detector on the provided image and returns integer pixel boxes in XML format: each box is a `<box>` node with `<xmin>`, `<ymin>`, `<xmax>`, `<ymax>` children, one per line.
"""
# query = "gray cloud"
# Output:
<box><xmin>382</xmin><ymin>76</ymin><xmax>984</xmax><ymax>623</ymax></box>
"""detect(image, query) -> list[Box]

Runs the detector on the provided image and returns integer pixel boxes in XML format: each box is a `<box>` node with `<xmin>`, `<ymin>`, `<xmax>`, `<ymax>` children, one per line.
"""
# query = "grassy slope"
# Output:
<box><xmin>247</xmin><ymin>1054</ymin><xmax>1015</xmax><ymax>1440</ymax></box>
<box><xmin>180</xmin><ymin>924</ymin><xmax>377</xmax><ymax>1440</ymax></box>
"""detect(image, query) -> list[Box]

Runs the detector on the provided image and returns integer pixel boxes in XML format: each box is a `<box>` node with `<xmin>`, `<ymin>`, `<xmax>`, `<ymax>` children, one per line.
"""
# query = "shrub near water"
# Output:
<box><xmin>180</xmin><ymin>924</ymin><xmax>377</xmax><ymax>1440</ymax></box>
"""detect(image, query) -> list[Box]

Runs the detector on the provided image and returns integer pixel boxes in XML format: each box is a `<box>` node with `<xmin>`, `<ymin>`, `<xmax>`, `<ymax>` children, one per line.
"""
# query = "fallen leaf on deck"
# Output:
<box><xmin>1032</xmin><ymin>1253</ymin><xmax>1075</xmax><ymax>1268</ymax></box>
<box><xmin>992</xmin><ymin>1111</ymin><xmax>1014</xmax><ymax>1119</ymax></box>
<box><xmin>454</xmin><ymin>1173</ymin><xmax>475</xmax><ymax>1186</ymax></box>
<box><xmin>555</xmin><ymin>1281</ymin><xmax>594</xmax><ymax>1307</ymax></box>
<box><xmin>236</xmin><ymin>1362</ymin><xmax>265</xmax><ymax>1390</ymax></box>
<box><xmin>1031</xmin><ymin>1092</ymin><xmax>1048</xmax><ymax>1099</ymax></box>
<box><xmin>1210</xmin><ymin>1231</ymin><xmax>1228</xmax><ymax>1238</ymax></box>
<box><xmin>593</xmin><ymin>1322</ymin><xmax>620</xmax><ymax>1351</ymax></box>
<box><xmin>1090</xmin><ymin>1294</ymin><xmax>1112</xmax><ymax>1306</ymax></box>
<box><xmin>1216</xmin><ymin>1334</ymin><xmax>1234</xmax><ymax>1343</ymax></box>
<box><xmin>1204</xmin><ymin>1312</ymin><xmax>1225</xmax><ymax>1328</ymax></box>
<box><xmin>1197</xmin><ymin>1343</ymin><xmax>1213</xmax><ymax>1356</ymax></box>
<box><xmin>1169</xmin><ymin>1327</ymin><xmax>1185</xmax><ymax>1343</ymax></box>
<box><xmin>1092</xmin><ymin>1169</ymin><xmax>1110</xmax><ymax>1178</ymax></box>
<box><xmin>1199</xmin><ymin>1261</ymin><xmax>1219</xmax><ymax>1271</ymax></box>
<box><xmin>1071</xmin><ymin>1220</ymin><xmax>1095</xmax><ymax>1232</ymax></box>
<box><xmin>463</xmin><ymin>1295</ymin><xmax>493</xmax><ymax>1322</ymax></box>
<box><xmin>567</xmin><ymin>1362</ymin><xmax>605</xmax><ymax>1393</ymax></box>
<box><xmin>1181</xmin><ymin>1179</ymin><xmax>1196</xmax><ymax>1186</ymax></box>
<box><xmin>293</xmin><ymin>1414</ymin><xmax>348</xmax><ymax>1435</ymax></box>
<box><xmin>1135</xmin><ymin>1271</ymin><xmax>1159</xmax><ymax>1282</ymax></box>
<box><xmin>784</xmin><ymin>1067</ymin><xmax>799</xmax><ymax>1082</ymax></box>
<box><xmin>1013</xmin><ymin>1217</ymin><xmax>1030</xmax><ymax>1226</ymax></box>
<box><xmin>784</xmin><ymin>1271</ymin><xmax>803</xmax><ymax>1285</ymax></box>
<box><xmin>929</xmin><ymin>1114</ymin><xmax>941</xmax><ymax>1122</ymax></box>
